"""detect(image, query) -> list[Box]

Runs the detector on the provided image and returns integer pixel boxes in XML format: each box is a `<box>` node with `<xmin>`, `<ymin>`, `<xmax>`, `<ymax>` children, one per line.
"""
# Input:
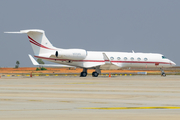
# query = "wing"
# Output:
<box><xmin>99</xmin><ymin>53</ymin><xmax>120</xmax><ymax>69</ymax></box>
<box><xmin>83</xmin><ymin>53</ymin><xmax>120</xmax><ymax>69</ymax></box>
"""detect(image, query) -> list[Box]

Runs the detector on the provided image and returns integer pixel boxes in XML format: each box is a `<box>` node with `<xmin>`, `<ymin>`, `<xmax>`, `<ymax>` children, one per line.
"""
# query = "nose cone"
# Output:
<box><xmin>171</xmin><ymin>61</ymin><xmax>176</xmax><ymax>66</ymax></box>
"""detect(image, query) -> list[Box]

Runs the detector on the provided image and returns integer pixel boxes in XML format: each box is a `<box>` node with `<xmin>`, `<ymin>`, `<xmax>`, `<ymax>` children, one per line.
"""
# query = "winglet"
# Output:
<box><xmin>102</xmin><ymin>53</ymin><xmax>112</xmax><ymax>64</ymax></box>
<box><xmin>28</xmin><ymin>54</ymin><xmax>39</xmax><ymax>66</ymax></box>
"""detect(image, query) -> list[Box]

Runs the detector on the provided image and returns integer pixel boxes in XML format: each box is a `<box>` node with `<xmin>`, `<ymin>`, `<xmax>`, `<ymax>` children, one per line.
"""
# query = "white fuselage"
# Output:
<box><xmin>35</xmin><ymin>50</ymin><xmax>176</xmax><ymax>69</ymax></box>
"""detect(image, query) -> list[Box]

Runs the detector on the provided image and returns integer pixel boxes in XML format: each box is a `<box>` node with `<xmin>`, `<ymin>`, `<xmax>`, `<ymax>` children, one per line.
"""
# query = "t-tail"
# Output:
<box><xmin>5</xmin><ymin>29</ymin><xmax>59</xmax><ymax>56</ymax></box>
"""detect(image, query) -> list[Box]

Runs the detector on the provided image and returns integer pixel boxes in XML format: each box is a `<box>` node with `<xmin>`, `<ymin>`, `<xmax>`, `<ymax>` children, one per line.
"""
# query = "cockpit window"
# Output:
<box><xmin>162</xmin><ymin>56</ymin><xmax>167</xmax><ymax>59</ymax></box>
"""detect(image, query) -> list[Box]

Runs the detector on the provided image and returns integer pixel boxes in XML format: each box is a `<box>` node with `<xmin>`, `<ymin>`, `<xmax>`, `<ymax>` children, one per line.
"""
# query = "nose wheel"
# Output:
<box><xmin>161</xmin><ymin>73</ymin><xmax>166</xmax><ymax>77</ymax></box>
<box><xmin>160</xmin><ymin>68</ymin><xmax>166</xmax><ymax>77</ymax></box>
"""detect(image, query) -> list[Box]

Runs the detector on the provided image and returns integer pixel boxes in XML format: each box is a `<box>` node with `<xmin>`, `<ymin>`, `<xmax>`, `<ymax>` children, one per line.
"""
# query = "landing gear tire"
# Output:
<box><xmin>161</xmin><ymin>73</ymin><xmax>166</xmax><ymax>77</ymax></box>
<box><xmin>80</xmin><ymin>72</ymin><xmax>87</xmax><ymax>77</ymax></box>
<box><xmin>92</xmin><ymin>72</ymin><xmax>99</xmax><ymax>77</ymax></box>
<box><xmin>160</xmin><ymin>68</ymin><xmax>166</xmax><ymax>77</ymax></box>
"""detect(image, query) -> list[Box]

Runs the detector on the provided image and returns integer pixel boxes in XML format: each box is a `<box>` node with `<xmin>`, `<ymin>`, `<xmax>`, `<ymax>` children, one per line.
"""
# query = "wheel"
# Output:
<box><xmin>161</xmin><ymin>73</ymin><xmax>166</xmax><ymax>77</ymax></box>
<box><xmin>92</xmin><ymin>72</ymin><xmax>99</xmax><ymax>77</ymax></box>
<box><xmin>80</xmin><ymin>72</ymin><xmax>87</xmax><ymax>77</ymax></box>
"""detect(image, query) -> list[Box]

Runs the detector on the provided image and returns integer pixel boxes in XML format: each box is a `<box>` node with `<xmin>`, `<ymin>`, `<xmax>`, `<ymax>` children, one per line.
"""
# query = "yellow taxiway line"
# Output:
<box><xmin>66</xmin><ymin>82</ymin><xmax>99</xmax><ymax>84</ymax></box>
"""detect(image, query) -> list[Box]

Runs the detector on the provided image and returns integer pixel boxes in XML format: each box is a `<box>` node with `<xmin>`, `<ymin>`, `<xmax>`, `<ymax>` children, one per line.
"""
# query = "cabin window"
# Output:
<box><xmin>110</xmin><ymin>57</ymin><xmax>114</xmax><ymax>60</ymax></box>
<box><xmin>130</xmin><ymin>57</ymin><xmax>134</xmax><ymax>61</ymax></box>
<box><xmin>117</xmin><ymin>57</ymin><xmax>121</xmax><ymax>60</ymax></box>
<box><xmin>162</xmin><ymin>56</ymin><xmax>167</xmax><ymax>59</ymax></box>
<box><xmin>124</xmin><ymin>57</ymin><xmax>127</xmax><ymax>60</ymax></box>
<box><xmin>137</xmin><ymin>57</ymin><xmax>141</xmax><ymax>61</ymax></box>
<box><xmin>144</xmin><ymin>58</ymin><xmax>148</xmax><ymax>61</ymax></box>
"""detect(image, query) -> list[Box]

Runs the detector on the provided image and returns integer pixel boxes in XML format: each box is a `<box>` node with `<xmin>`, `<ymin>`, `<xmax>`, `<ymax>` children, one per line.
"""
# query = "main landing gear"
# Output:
<box><xmin>92</xmin><ymin>71</ymin><xmax>99</xmax><ymax>77</ymax></box>
<box><xmin>80</xmin><ymin>67</ymin><xmax>101</xmax><ymax>77</ymax></box>
<box><xmin>160</xmin><ymin>68</ymin><xmax>166</xmax><ymax>77</ymax></box>
<box><xmin>80</xmin><ymin>68</ymin><xmax>87</xmax><ymax>77</ymax></box>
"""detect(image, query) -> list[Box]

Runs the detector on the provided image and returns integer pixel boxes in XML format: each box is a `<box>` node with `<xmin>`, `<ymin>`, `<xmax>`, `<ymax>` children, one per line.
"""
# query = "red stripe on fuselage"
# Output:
<box><xmin>34</xmin><ymin>56</ymin><xmax>171</xmax><ymax>65</ymax></box>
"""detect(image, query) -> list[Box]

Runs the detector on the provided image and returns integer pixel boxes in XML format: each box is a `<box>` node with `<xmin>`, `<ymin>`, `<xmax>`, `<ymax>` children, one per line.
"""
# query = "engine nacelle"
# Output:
<box><xmin>55</xmin><ymin>49</ymin><xmax>87</xmax><ymax>60</ymax></box>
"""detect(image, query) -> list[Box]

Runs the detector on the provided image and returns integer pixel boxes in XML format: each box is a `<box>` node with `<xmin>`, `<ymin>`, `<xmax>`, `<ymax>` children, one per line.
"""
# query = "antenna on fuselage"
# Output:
<box><xmin>132</xmin><ymin>50</ymin><xmax>135</xmax><ymax>53</ymax></box>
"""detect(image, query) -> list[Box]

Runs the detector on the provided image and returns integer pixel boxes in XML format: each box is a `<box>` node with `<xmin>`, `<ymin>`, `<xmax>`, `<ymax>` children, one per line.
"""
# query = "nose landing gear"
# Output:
<box><xmin>160</xmin><ymin>68</ymin><xmax>166</xmax><ymax>77</ymax></box>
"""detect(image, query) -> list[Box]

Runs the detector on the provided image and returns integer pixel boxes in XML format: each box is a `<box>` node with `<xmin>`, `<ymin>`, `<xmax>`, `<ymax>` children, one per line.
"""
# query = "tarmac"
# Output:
<box><xmin>0</xmin><ymin>75</ymin><xmax>180</xmax><ymax>120</ymax></box>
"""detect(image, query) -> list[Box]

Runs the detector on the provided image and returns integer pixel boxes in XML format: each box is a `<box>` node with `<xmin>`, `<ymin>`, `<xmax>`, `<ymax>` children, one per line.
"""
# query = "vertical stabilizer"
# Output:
<box><xmin>20</xmin><ymin>29</ymin><xmax>57</xmax><ymax>56</ymax></box>
<box><xmin>5</xmin><ymin>29</ymin><xmax>58</xmax><ymax>56</ymax></box>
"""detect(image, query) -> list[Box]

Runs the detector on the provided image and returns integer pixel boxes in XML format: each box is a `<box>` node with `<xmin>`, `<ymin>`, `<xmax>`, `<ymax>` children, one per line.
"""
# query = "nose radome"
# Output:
<box><xmin>171</xmin><ymin>61</ymin><xmax>176</xmax><ymax>66</ymax></box>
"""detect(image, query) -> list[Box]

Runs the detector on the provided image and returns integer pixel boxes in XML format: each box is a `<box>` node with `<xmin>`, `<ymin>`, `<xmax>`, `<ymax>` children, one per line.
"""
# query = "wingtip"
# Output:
<box><xmin>4</xmin><ymin>31</ymin><xmax>22</xmax><ymax>34</ymax></box>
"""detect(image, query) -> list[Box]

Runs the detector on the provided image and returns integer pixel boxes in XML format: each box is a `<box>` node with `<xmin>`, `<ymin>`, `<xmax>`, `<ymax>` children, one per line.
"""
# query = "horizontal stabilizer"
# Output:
<box><xmin>4</xmin><ymin>29</ymin><xmax>44</xmax><ymax>34</ymax></box>
<box><xmin>28</xmin><ymin>54</ymin><xmax>75</xmax><ymax>68</ymax></box>
<box><xmin>28</xmin><ymin>54</ymin><xmax>40</xmax><ymax>65</ymax></box>
<box><xmin>4</xmin><ymin>32</ymin><xmax>22</xmax><ymax>34</ymax></box>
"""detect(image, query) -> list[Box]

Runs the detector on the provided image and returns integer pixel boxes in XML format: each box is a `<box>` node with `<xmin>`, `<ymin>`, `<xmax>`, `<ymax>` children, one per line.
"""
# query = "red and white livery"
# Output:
<box><xmin>5</xmin><ymin>29</ymin><xmax>176</xmax><ymax>77</ymax></box>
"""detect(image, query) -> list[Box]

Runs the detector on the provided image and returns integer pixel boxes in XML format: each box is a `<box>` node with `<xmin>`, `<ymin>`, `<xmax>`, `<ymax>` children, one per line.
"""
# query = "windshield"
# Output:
<box><xmin>162</xmin><ymin>56</ymin><xmax>167</xmax><ymax>59</ymax></box>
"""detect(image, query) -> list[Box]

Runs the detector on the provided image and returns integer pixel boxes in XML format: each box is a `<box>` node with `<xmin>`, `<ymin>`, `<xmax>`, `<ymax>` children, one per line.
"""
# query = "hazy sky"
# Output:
<box><xmin>1</xmin><ymin>0</ymin><xmax>180</xmax><ymax>67</ymax></box>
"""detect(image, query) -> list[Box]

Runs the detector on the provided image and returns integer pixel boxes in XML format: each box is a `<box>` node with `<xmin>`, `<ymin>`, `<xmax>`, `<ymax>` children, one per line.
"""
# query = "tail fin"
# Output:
<box><xmin>22</xmin><ymin>29</ymin><xmax>57</xmax><ymax>56</ymax></box>
<box><xmin>5</xmin><ymin>29</ymin><xmax>57</xmax><ymax>56</ymax></box>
